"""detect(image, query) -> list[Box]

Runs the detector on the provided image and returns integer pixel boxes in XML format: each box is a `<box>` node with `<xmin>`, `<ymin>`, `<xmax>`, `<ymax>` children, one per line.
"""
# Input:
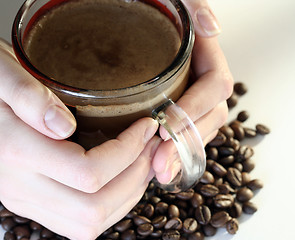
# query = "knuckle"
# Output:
<box><xmin>220</xmin><ymin>71</ymin><xmax>234</xmax><ymax>100</ymax></box>
<box><xmin>216</xmin><ymin>102</ymin><xmax>229</xmax><ymax>128</ymax></box>
<box><xmin>12</xmin><ymin>79</ymin><xmax>38</xmax><ymax>104</ymax></box>
<box><xmin>76</xmin><ymin>166</ymin><xmax>103</xmax><ymax>193</ymax></box>
<box><xmin>11</xmin><ymin>78</ymin><xmax>49</xmax><ymax>109</ymax></box>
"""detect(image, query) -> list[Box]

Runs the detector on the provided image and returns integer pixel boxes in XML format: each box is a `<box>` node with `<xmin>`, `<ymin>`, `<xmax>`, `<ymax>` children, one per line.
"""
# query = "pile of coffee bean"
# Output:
<box><xmin>0</xmin><ymin>82</ymin><xmax>270</xmax><ymax>240</ymax></box>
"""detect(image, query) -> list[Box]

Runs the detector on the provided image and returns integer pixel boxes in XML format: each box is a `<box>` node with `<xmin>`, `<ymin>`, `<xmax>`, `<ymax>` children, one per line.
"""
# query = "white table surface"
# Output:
<box><xmin>1</xmin><ymin>0</ymin><xmax>295</xmax><ymax>239</ymax></box>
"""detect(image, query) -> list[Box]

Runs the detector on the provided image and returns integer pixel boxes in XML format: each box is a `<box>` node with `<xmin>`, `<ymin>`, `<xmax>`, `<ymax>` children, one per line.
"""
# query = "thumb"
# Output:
<box><xmin>0</xmin><ymin>39</ymin><xmax>76</xmax><ymax>139</ymax></box>
<box><xmin>182</xmin><ymin>0</ymin><xmax>221</xmax><ymax>37</ymax></box>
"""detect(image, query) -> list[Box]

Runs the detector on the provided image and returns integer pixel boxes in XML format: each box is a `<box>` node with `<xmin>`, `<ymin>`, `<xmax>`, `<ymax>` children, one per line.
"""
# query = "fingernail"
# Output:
<box><xmin>196</xmin><ymin>7</ymin><xmax>221</xmax><ymax>36</ymax></box>
<box><xmin>144</xmin><ymin>119</ymin><xmax>159</xmax><ymax>143</ymax></box>
<box><xmin>146</xmin><ymin>168</ymin><xmax>156</xmax><ymax>183</ymax></box>
<box><xmin>45</xmin><ymin>105</ymin><xmax>76</xmax><ymax>138</ymax></box>
<box><xmin>167</xmin><ymin>160</ymin><xmax>181</xmax><ymax>184</ymax></box>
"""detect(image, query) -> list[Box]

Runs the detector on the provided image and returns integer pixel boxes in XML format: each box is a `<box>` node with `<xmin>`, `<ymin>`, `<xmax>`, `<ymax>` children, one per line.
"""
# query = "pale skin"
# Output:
<box><xmin>0</xmin><ymin>0</ymin><xmax>233</xmax><ymax>239</ymax></box>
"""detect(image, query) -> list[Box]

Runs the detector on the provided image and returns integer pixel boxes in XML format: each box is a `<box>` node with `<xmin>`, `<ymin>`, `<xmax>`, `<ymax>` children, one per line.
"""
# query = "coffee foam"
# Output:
<box><xmin>76</xmin><ymin>59</ymin><xmax>191</xmax><ymax>117</ymax></box>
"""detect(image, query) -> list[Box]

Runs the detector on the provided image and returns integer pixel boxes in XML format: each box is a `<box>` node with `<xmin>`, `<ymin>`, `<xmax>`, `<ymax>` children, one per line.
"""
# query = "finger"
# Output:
<box><xmin>182</xmin><ymin>0</ymin><xmax>221</xmax><ymax>37</ymax></box>
<box><xmin>195</xmin><ymin>101</ymin><xmax>228</xmax><ymax>142</ymax></box>
<box><xmin>1</xmin><ymin>109</ymin><xmax>158</xmax><ymax>193</ymax></box>
<box><xmin>0</xmin><ymin>40</ymin><xmax>76</xmax><ymax>139</ymax></box>
<box><xmin>177</xmin><ymin>38</ymin><xmax>233</xmax><ymax>122</ymax></box>
<box><xmin>152</xmin><ymin>139</ymin><xmax>182</xmax><ymax>184</ymax></box>
<box><xmin>155</xmin><ymin>156</ymin><xmax>181</xmax><ymax>184</ymax></box>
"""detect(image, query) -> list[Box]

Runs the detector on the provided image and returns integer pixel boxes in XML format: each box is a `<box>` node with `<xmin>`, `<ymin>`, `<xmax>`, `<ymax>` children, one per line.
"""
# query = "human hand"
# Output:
<box><xmin>0</xmin><ymin>39</ymin><xmax>160</xmax><ymax>239</ymax></box>
<box><xmin>152</xmin><ymin>0</ymin><xmax>234</xmax><ymax>183</ymax></box>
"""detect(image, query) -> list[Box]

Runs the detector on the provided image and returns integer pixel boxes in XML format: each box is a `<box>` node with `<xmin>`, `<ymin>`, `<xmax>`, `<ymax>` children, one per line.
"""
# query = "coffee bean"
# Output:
<box><xmin>242</xmin><ymin>201</ymin><xmax>257</xmax><ymax>214</ymax></box>
<box><xmin>237</xmin><ymin>110</ymin><xmax>249</xmax><ymax>122</ymax></box>
<box><xmin>208</xmin><ymin>131</ymin><xmax>226</xmax><ymax>147</ymax></box>
<box><xmin>195</xmin><ymin>205</ymin><xmax>211</xmax><ymax>225</ymax></box>
<box><xmin>256</xmin><ymin>124</ymin><xmax>270</xmax><ymax>135</ymax></box>
<box><xmin>162</xmin><ymin>193</ymin><xmax>176</xmax><ymax>203</ymax></box>
<box><xmin>183</xmin><ymin>218</ymin><xmax>198</xmax><ymax>234</ymax></box>
<box><xmin>1</xmin><ymin>217</ymin><xmax>17</xmax><ymax>231</ymax></box>
<box><xmin>137</xmin><ymin>223</ymin><xmax>153</xmax><ymax>236</ymax></box>
<box><xmin>241</xmin><ymin>172</ymin><xmax>251</xmax><ymax>185</ymax></box>
<box><xmin>218</xmin><ymin>155</ymin><xmax>235</xmax><ymax>165</ymax></box>
<box><xmin>244</xmin><ymin>127</ymin><xmax>257</xmax><ymax>138</ymax></box>
<box><xmin>190</xmin><ymin>193</ymin><xmax>204</xmax><ymax>208</ymax></box>
<box><xmin>202</xmin><ymin>224</ymin><xmax>217</xmax><ymax>236</ymax></box>
<box><xmin>133</xmin><ymin>215</ymin><xmax>151</xmax><ymax>226</ymax></box>
<box><xmin>226</xmin><ymin>167</ymin><xmax>242</xmax><ymax>187</ymax></box>
<box><xmin>230</xmin><ymin>123</ymin><xmax>245</xmax><ymax>141</ymax></box>
<box><xmin>142</xmin><ymin>203</ymin><xmax>154</xmax><ymax>218</ymax></box>
<box><xmin>200</xmin><ymin>171</ymin><xmax>215</xmax><ymax>184</ymax></box>
<box><xmin>227</xmin><ymin>92</ymin><xmax>238</xmax><ymax>108</ymax></box>
<box><xmin>218</xmin><ymin>183</ymin><xmax>236</xmax><ymax>194</ymax></box>
<box><xmin>237</xmin><ymin>187</ymin><xmax>254</xmax><ymax>202</ymax></box>
<box><xmin>228</xmin><ymin>202</ymin><xmax>243</xmax><ymax>218</ymax></box>
<box><xmin>235</xmin><ymin>145</ymin><xmax>254</xmax><ymax>162</ymax></box>
<box><xmin>155</xmin><ymin>202</ymin><xmax>169</xmax><ymax>215</ymax></box>
<box><xmin>223</xmin><ymin>137</ymin><xmax>240</xmax><ymax>151</ymax></box>
<box><xmin>233</xmin><ymin>162</ymin><xmax>243</xmax><ymax>172</ymax></box>
<box><xmin>200</xmin><ymin>184</ymin><xmax>219</xmax><ymax>197</ymax></box>
<box><xmin>214</xmin><ymin>194</ymin><xmax>234</xmax><ymax>208</ymax></box>
<box><xmin>212</xmin><ymin>162</ymin><xmax>227</xmax><ymax>177</ymax></box>
<box><xmin>4</xmin><ymin>231</ymin><xmax>16</xmax><ymax>240</ymax></box>
<box><xmin>188</xmin><ymin>232</ymin><xmax>204</xmax><ymax>240</ymax></box>
<box><xmin>114</xmin><ymin>219</ymin><xmax>133</xmax><ymax>232</ymax></box>
<box><xmin>242</xmin><ymin>159</ymin><xmax>255</xmax><ymax>172</ymax></box>
<box><xmin>234</xmin><ymin>82</ymin><xmax>248</xmax><ymax>95</ymax></box>
<box><xmin>150</xmin><ymin>196</ymin><xmax>161</xmax><ymax>205</ymax></box>
<box><xmin>247</xmin><ymin>179</ymin><xmax>264</xmax><ymax>191</ymax></box>
<box><xmin>165</xmin><ymin>217</ymin><xmax>183</xmax><ymax>230</ymax></box>
<box><xmin>0</xmin><ymin>209</ymin><xmax>15</xmax><ymax>218</ymax></box>
<box><xmin>162</xmin><ymin>230</ymin><xmax>180</xmax><ymax>240</ymax></box>
<box><xmin>40</xmin><ymin>228</ymin><xmax>55</xmax><ymax>238</ymax></box>
<box><xmin>150</xmin><ymin>229</ymin><xmax>162</xmax><ymax>238</ymax></box>
<box><xmin>206</xmin><ymin>147</ymin><xmax>218</xmax><ymax>160</ymax></box>
<box><xmin>29</xmin><ymin>221</ymin><xmax>43</xmax><ymax>231</ymax></box>
<box><xmin>220</xmin><ymin>125</ymin><xmax>235</xmax><ymax>138</ymax></box>
<box><xmin>152</xmin><ymin>215</ymin><xmax>167</xmax><ymax>229</ymax></box>
<box><xmin>210</xmin><ymin>211</ymin><xmax>231</xmax><ymax>228</ymax></box>
<box><xmin>176</xmin><ymin>189</ymin><xmax>194</xmax><ymax>200</ymax></box>
<box><xmin>121</xmin><ymin>229</ymin><xmax>136</xmax><ymax>240</ymax></box>
<box><xmin>141</xmin><ymin>192</ymin><xmax>149</xmax><ymax>201</ymax></box>
<box><xmin>13</xmin><ymin>225</ymin><xmax>31</xmax><ymax>240</ymax></box>
<box><xmin>226</xmin><ymin>218</ymin><xmax>239</xmax><ymax>234</ymax></box>
<box><xmin>168</xmin><ymin>205</ymin><xmax>180</xmax><ymax>219</ymax></box>
<box><xmin>214</xmin><ymin>177</ymin><xmax>224</xmax><ymax>186</ymax></box>
<box><xmin>105</xmin><ymin>231</ymin><xmax>119</xmax><ymax>239</ymax></box>
<box><xmin>218</xmin><ymin>147</ymin><xmax>235</xmax><ymax>157</ymax></box>
<box><xmin>126</xmin><ymin>210</ymin><xmax>137</xmax><ymax>219</ymax></box>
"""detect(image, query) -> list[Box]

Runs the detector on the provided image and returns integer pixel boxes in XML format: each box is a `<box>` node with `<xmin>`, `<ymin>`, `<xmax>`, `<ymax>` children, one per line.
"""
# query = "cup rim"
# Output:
<box><xmin>12</xmin><ymin>0</ymin><xmax>195</xmax><ymax>99</ymax></box>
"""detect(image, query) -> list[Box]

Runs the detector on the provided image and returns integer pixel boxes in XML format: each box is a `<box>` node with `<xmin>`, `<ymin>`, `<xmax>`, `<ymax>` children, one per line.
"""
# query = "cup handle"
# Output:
<box><xmin>152</xmin><ymin>99</ymin><xmax>206</xmax><ymax>193</ymax></box>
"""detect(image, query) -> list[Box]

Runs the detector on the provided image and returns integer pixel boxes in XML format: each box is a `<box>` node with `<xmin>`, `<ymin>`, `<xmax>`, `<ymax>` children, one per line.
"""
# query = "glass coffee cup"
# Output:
<box><xmin>12</xmin><ymin>0</ymin><xmax>206</xmax><ymax>193</ymax></box>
